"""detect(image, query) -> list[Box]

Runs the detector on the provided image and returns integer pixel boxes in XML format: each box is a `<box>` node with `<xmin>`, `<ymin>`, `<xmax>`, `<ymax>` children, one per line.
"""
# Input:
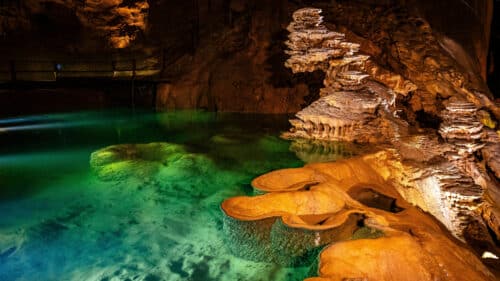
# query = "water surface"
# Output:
<box><xmin>0</xmin><ymin>110</ymin><xmax>318</xmax><ymax>281</ymax></box>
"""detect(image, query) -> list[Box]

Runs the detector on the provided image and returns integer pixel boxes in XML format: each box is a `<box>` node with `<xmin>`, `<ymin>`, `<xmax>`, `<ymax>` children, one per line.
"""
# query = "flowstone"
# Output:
<box><xmin>221</xmin><ymin>150</ymin><xmax>497</xmax><ymax>281</ymax></box>
<box><xmin>278</xmin><ymin>5</ymin><xmax>500</xmax><ymax>273</ymax></box>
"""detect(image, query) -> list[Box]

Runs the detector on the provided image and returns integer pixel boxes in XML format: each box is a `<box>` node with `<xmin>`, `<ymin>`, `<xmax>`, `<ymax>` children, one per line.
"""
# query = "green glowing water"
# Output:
<box><xmin>0</xmin><ymin>110</ymin><xmax>318</xmax><ymax>281</ymax></box>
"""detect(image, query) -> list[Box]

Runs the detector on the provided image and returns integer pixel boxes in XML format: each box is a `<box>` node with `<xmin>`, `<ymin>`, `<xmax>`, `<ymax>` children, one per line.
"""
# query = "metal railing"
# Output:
<box><xmin>0</xmin><ymin>56</ymin><xmax>162</xmax><ymax>82</ymax></box>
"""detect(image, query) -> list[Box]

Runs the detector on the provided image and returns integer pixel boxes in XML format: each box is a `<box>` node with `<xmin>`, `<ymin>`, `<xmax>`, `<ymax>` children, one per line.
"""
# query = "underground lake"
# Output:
<box><xmin>0</xmin><ymin>110</ymin><xmax>363</xmax><ymax>281</ymax></box>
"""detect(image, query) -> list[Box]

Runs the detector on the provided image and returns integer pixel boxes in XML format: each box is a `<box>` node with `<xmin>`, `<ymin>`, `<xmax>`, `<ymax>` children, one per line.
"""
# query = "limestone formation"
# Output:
<box><xmin>483</xmin><ymin>130</ymin><xmax>500</xmax><ymax>179</ymax></box>
<box><xmin>282</xmin><ymin>5</ymin><xmax>500</xmax><ymax>245</ymax></box>
<box><xmin>223</xmin><ymin>4</ymin><xmax>500</xmax><ymax>280</ymax></box>
<box><xmin>397</xmin><ymin>159</ymin><xmax>485</xmax><ymax>240</ymax></box>
<box><xmin>284</xmin><ymin>8</ymin><xmax>348</xmax><ymax>74</ymax></box>
<box><xmin>282</xmin><ymin>91</ymin><xmax>382</xmax><ymax>142</ymax></box>
<box><xmin>306</xmin><ymin>233</ymin><xmax>492</xmax><ymax>281</ymax></box>
<box><xmin>481</xmin><ymin>130</ymin><xmax>500</xmax><ymax>239</ymax></box>
<box><xmin>394</xmin><ymin>134</ymin><xmax>453</xmax><ymax>162</ymax></box>
<box><xmin>90</xmin><ymin>143</ymin><xmax>187</xmax><ymax>181</ymax></box>
<box><xmin>89</xmin><ymin>142</ymin><xmax>228</xmax><ymax>198</ymax></box>
<box><xmin>327</xmin><ymin>1</ymin><xmax>499</xmax><ymax>121</ymax></box>
<box><xmin>282</xmin><ymin>8</ymin><xmax>407</xmax><ymax>143</ymax></box>
<box><xmin>284</xmin><ymin>7</ymin><xmax>370</xmax><ymax>90</ymax></box>
<box><xmin>362</xmin><ymin>59</ymin><xmax>418</xmax><ymax>96</ymax></box>
<box><xmin>439</xmin><ymin>98</ymin><xmax>485</xmax><ymax>156</ymax></box>
<box><xmin>221</xmin><ymin>151</ymin><xmax>497</xmax><ymax>280</ymax></box>
<box><xmin>24</xmin><ymin>0</ymin><xmax>149</xmax><ymax>48</ymax></box>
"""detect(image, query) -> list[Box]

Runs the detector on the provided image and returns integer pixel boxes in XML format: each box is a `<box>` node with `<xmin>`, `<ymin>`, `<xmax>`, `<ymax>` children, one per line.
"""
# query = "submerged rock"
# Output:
<box><xmin>89</xmin><ymin>142</ymin><xmax>227</xmax><ymax>198</ymax></box>
<box><xmin>90</xmin><ymin>143</ymin><xmax>188</xmax><ymax>181</ymax></box>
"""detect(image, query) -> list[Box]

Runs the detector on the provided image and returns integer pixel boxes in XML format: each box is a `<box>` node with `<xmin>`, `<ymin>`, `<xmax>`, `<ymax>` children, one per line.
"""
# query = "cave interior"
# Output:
<box><xmin>0</xmin><ymin>0</ymin><xmax>500</xmax><ymax>281</ymax></box>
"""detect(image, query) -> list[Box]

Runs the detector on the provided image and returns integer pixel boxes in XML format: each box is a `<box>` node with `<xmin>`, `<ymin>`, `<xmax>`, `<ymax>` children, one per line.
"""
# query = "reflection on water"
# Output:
<box><xmin>0</xmin><ymin>110</ymin><xmax>359</xmax><ymax>281</ymax></box>
<box><xmin>289</xmin><ymin>139</ymin><xmax>365</xmax><ymax>163</ymax></box>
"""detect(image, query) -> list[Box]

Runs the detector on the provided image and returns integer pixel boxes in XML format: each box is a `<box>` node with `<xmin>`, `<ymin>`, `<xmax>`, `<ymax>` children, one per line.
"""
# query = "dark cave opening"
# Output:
<box><xmin>415</xmin><ymin>110</ymin><xmax>442</xmax><ymax>129</ymax></box>
<box><xmin>348</xmin><ymin>187</ymin><xmax>405</xmax><ymax>213</ymax></box>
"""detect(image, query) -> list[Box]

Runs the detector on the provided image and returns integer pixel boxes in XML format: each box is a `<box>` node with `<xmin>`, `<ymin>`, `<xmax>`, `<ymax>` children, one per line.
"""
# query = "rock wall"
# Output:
<box><xmin>0</xmin><ymin>0</ymin><xmax>149</xmax><ymax>49</ymax></box>
<box><xmin>0</xmin><ymin>0</ymin><xmax>496</xmax><ymax>112</ymax></box>
<box><xmin>155</xmin><ymin>0</ymin><xmax>496</xmax><ymax>113</ymax></box>
<box><xmin>155</xmin><ymin>0</ymin><xmax>312</xmax><ymax>113</ymax></box>
<box><xmin>405</xmin><ymin>0</ymin><xmax>493</xmax><ymax>81</ymax></box>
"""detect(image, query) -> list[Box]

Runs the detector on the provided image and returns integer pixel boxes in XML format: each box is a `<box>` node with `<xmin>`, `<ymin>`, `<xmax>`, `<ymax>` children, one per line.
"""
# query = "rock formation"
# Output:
<box><xmin>1</xmin><ymin>0</ymin><xmax>149</xmax><ymax>48</ymax></box>
<box><xmin>284</xmin><ymin>7</ymin><xmax>370</xmax><ymax>91</ymax></box>
<box><xmin>280</xmin><ymin>4</ymin><xmax>500</xmax><ymax>243</ymax></box>
<box><xmin>75</xmin><ymin>0</ymin><xmax>149</xmax><ymax>48</ymax></box>
<box><xmin>221</xmin><ymin>151</ymin><xmax>497</xmax><ymax>280</ymax></box>
<box><xmin>90</xmin><ymin>142</ymin><xmax>188</xmax><ymax>181</ymax></box>
<box><xmin>284</xmin><ymin>8</ymin><xmax>362</xmax><ymax>76</ymax></box>
<box><xmin>283</xmin><ymin>91</ymin><xmax>382</xmax><ymax>142</ymax></box>
<box><xmin>483</xmin><ymin>131</ymin><xmax>500</xmax><ymax>179</ymax></box>
<box><xmin>223</xmin><ymin>4</ymin><xmax>500</xmax><ymax>280</ymax></box>
<box><xmin>155</xmin><ymin>1</ymin><xmax>312</xmax><ymax>113</ymax></box>
<box><xmin>439</xmin><ymin>98</ymin><xmax>485</xmax><ymax>155</ymax></box>
<box><xmin>326</xmin><ymin>1</ymin><xmax>498</xmax><ymax>120</ymax></box>
<box><xmin>89</xmin><ymin>142</ymin><xmax>229</xmax><ymax>198</ymax></box>
<box><xmin>282</xmin><ymin>8</ymin><xmax>406</xmax><ymax>143</ymax></box>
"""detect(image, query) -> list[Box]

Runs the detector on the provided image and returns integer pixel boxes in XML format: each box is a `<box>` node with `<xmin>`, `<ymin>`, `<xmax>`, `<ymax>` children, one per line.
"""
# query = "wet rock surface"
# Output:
<box><xmin>279</xmin><ymin>3</ymin><xmax>500</xmax><ymax>243</ymax></box>
<box><xmin>222</xmin><ymin>151</ymin><xmax>498</xmax><ymax>281</ymax></box>
<box><xmin>223</xmin><ymin>3</ymin><xmax>500</xmax><ymax>280</ymax></box>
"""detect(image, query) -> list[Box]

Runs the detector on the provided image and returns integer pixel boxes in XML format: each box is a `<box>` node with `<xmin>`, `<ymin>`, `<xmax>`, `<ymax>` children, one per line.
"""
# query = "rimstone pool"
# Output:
<box><xmin>0</xmin><ymin>110</ymin><xmax>359</xmax><ymax>281</ymax></box>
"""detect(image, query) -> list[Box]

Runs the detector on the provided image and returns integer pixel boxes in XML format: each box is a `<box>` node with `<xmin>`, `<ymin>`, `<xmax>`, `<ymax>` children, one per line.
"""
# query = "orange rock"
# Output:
<box><xmin>221</xmin><ymin>150</ymin><xmax>497</xmax><ymax>280</ymax></box>
<box><xmin>251</xmin><ymin>167</ymin><xmax>322</xmax><ymax>192</ymax></box>
<box><xmin>306</xmin><ymin>232</ymin><xmax>495</xmax><ymax>281</ymax></box>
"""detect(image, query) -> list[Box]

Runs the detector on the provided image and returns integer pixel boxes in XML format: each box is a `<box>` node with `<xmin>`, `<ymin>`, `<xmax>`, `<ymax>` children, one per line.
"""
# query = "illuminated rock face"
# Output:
<box><xmin>79</xmin><ymin>0</ymin><xmax>149</xmax><ymax>48</ymax></box>
<box><xmin>282</xmin><ymin>5</ymin><xmax>500</xmax><ymax>245</ymax></box>
<box><xmin>481</xmin><ymin>130</ymin><xmax>500</xmax><ymax>239</ymax></box>
<box><xmin>483</xmin><ymin>131</ymin><xmax>500</xmax><ymax>179</ymax></box>
<box><xmin>284</xmin><ymin>8</ymin><xmax>343</xmax><ymax>73</ymax></box>
<box><xmin>282</xmin><ymin>91</ymin><xmax>382</xmax><ymax>142</ymax></box>
<box><xmin>282</xmin><ymin>8</ymin><xmax>407</xmax><ymax>143</ymax></box>
<box><xmin>219</xmin><ymin>4</ymin><xmax>500</xmax><ymax>280</ymax></box>
<box><xmin>26</xmin><ymin>0</ymin><xmax>149</xmax><ymax>48</ymax></box>
<box><xmin>397</xmin><ymin>159</ymin><xmax>484</xmax><ymax>240</ymax></box>
<box><xmin>284</xmin><ymin>8</ymin><xmax>370</xmax><ymax>89</ymax></box>
<box><xmin>284</xmin><ymin>8</ymin><xmax>369</xmax><ymax>91</ymax></box>
<box><xmin>362</xmin><ymin>59</ymin><xmax>418</xmax><ymax>96</ymax></box>
<box><xmin>285</xmin><ymin>8</ymin><xmax>368</xmax><ymax>86</ymax></box>
<box><xmin>328</xmin><ymin>1</ymin><xmax>499</xmax><ymax>120</ymax></box>
<box><xmin>221</xmin><ymin>151</ymin><xmax>496</xmax><ymax>280</ymax></box>
<box><xmin>439</xmin><ymin>98</ymin><xmax>485</xmax><ymax>155</ymax></box>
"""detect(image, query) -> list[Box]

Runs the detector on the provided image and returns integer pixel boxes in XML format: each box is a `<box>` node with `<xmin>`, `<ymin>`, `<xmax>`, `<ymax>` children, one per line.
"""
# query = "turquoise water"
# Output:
<box><xmin>0</xmin><ymin>110</ymin><xmax>319</xmax><ymax>281</ymax></box>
